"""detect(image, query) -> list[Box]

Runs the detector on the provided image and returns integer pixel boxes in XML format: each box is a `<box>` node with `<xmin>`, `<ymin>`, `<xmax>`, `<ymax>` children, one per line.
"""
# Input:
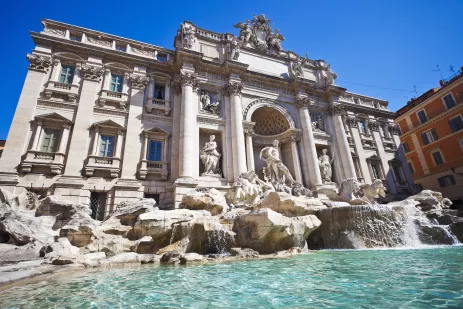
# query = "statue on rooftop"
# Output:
<box><xmin>181</xmin><ymin>23</ymin><xmax>196</xmax><ymax>49</ymax></box>
<box><xmin>233</xmin><ymin>21</ymin><xmax>252</xmax><ymax>45</ymax></box>
<box><xmin>227</xmin><ymin>36</ymin><xmax>241</xmax><ymax>60</ymax></box>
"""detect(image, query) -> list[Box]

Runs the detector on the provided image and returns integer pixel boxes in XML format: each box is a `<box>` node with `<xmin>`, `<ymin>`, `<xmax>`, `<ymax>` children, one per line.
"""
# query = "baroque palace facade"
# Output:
<box><xmin>0</xmin><ymin>16</ymin><xmax>412</xmax><ymax>216</ymax></box>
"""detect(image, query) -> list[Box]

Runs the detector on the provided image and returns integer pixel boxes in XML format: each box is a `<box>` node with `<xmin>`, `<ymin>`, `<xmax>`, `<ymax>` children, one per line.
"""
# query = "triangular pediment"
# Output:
<box><xmin>35</xmin><ymin>112</ymin><xmax>72</xmax><ymax>124</ymax></box>
<box><xmin>143</xmin><ymin>126</ymin><xmax>170</xmax><ymax>136</ymax></box>
<box><xmin>91</xmin><ymin>119</ymin><xmax>124</xmax><ymax>129</ymax></box>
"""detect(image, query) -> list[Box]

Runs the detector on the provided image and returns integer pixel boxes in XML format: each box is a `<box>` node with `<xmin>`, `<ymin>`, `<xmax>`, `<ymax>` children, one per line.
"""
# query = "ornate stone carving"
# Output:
<box><xmin>224</xmin><ymin>82</ymin><xmax>243</xmax><ymax>95</ymax></box>
<box><xmin>227</xmin><ymin>170</ymin><xmax>273</xmax><ymax>205</ymax></box>
<box><xmin>388</xmin><ymin>123</ymin><xmax>400</xmax><ymax>135</ymax></box>
<box><xmin>26</xmin><ymin>54</ymin><xmax>51</xmax><ymax>71</ymax></box>
<box><xmin>129</xmin><ymin>75</ymin><xmax>149</xmax><ymax>89</ymax></box>
<box><xmin>260</xmin><ymin>140</ymin><xmax>295</xmax><ymax>193</ymax></box>
<box><xmin>295</xmin><ymin>95</ymin><xmax>313</xmax><ymax>109</ymax></box>
<box><xmin>81</xmin><ymin>65</ymin><xmax>103</xmax><ymax>81</ymax></box>
<box><xmin>314</xmin><ymin>60</ymin><xmax>337</xmax><ymax>88</ymax></box>
<box><xmin>319</xmin><ymin>149</ymin><xmax>334</xmax><ymax>184</ymax></box>
<box><xmin>244</xmin><ymin>128</ymin><xmax>254</xmax><ymax>137</ymax></box>
<box><xmin>358</xmin><ymin>179</ymin><xmax>386</xmax><ymax>204</ymax></box>
<box><xmin>290</xmin><ymin>56</ymin><xmax>307</xmax><ymax>78</ymax></box>
<box><xmin>200</xmin><ymin>135</ymin><xmax>221</xmax><ymax>176</ymax></box>
<box><xmin>368</xmin><ymin>120</ymin><xmax>380</xmax><ymax>132</ymax></box>
<box><xmin>311</xmin><ymin>113</ymin><xmax>325</xmax><ymax>132</ymax></box>
<box><xmin>290</xmin><ymin>133</ymin><xmax>301</xmax><ymax>143</ymax></box>
<box><xmin>347</xmin><ymin>116</ymin><xmax>358</xmax><ymax>127</ymax></box>
<box><xmin>200</xmin><ymin>90</ymin><xmax>220</xmax><ymax>114</ymax></box>
<box><xmin>181</xmin><ymin>23</ymin><xmax>196</xmax><ymax>49</ymax></box>
<box><xmin>43</xmin><ymin>27</ymin><xmax>65</xmax><ymax>37</ymax></box>
<box><xmin>233</xmin><ymin>14</ymin><xmax>284</xmax><ymax>52</ymax></box>
<box><xmin>226</xmin><ymin>37</ymin><xmax>241</xmax><ymax>60</ymax></box>
<box><xmin>170</xmin><ymin>80</ymin><xmax>182</xmax><ymax>94</ymax></box>
<box><xmin>179</xmin><ymin>72</ymin><xmax>199</xmax><ymax>88</ymax></box>
<box><xmin>131</xmin><ymin>46</ymin><xmax>155</xmax><ymax>57</ymax></box>
<box><xmin>326</xmin><ymin>103</ymin><xmax>346</xmax><ymax>115</ymax></box>
<box><xmin>86</xmin><ymin>35</ymin><xmax>112</xmax><ymax>47</ymax></box>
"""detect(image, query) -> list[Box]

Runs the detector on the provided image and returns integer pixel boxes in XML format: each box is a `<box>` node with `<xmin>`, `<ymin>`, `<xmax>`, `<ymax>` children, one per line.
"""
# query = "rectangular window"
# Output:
<box><xmin>415</xmin><ymin>183</ymin><xmax>423</xmax><ymax>192</ymax></box>
<box><xmin>358</xmin><ymin>121</ymin><xmax>367</xmax><ymax>134</ymax></box>
<box><xmin>110</xmin><ymin>74</ymin><xmax>123</xmax><ymax>92</ymax></box>
<box><xmin>99</xmin><ymin>135</ymin><xmax>115</xmax><ymax>157</ymax></box>
<box><xmin>70</xmin><ymin>34</ymin><xmax>81</xmax><ymax>42</ymax></box>
<box><xmin>147</xmin><ymin>140</ymin><xmax>162</xmax><ymax>161</ymax></box>
<box><xmin>421</xmin><ymin>129</ymin><xmax>438</xmax><ymax>145</ymax></box>
<box><xmin>432</xmin><ymin>150</ymin><xmax>444</xmax><ymax>166</ymax></box>
<box><xmin>417</xmin><ymin>110</ymin><xmax>428</xmax><ymax>124</ymax></box>
<box><xmin>371</xmin><ymin>163</ymin><xmax>382</xmax><ymax>179</ymax></box>
<box><xmin>58</xmin><ymin>65</ymin><xmax>75</xmax><ymax>84</ymax></box>
<box><xmin>443</xmin><ymin>93</ymin><xmax>456</xmax><ymax>110</ymax></box>
<box><xmin>154</xmin><ymin>85</ymin><xmax>165</xmax><ymax>100</ymax></box>
<box><xmin>402</xmin><ymin>142</ymin><xmax>410</xmax><ymax>153</ymax></box>
<box><xmin>408</xmin><ymin>161</ymin><xmax>415</xmax><ymax>174</ymax></box>
<box><xmin>40</xmin><ymin>128</ymin><xmax>61</xmax><ymax>153</ymax></box>
<box><xmin>157</xmin><ymin>54</ymin><xmax>168</xmax><ymax>62</ymax></box>
<box><xmin>116</xmin><ymin>44</ymin><xmax>126</xmax><ymax>52</ymax></box>
<box><xmin>437</xmin><ymin>175</ymin><xmax>456</xmax><ymax>187</ymax></box>
<box><xmin>144</xmin><ymin>193</ymin><xmax>160</xmax><ymax>204</ymax></box>
<box><xmin>392</xmin><ymin>165</ymin><xmax>405</xmax><ymax>183</ymax></box>
<box><xmin>448</xmin><ymin>115</ymin><xmax>463</xmax><ymax>133</ymax></box>
<box><xmin>90</xmin><ymin>192</ymin><xmax>107</xmax><ymax>221</ymax></box>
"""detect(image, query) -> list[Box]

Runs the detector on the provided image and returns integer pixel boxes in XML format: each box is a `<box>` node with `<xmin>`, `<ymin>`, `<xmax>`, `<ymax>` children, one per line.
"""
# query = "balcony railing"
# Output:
<box><xmin>144</xmin><ymin>98</ymin><xmax>171</xmax><ymax>116</ymax></box>
<box><xmin>98</xmin><ymin>90</ymin><xmax>129</xmax><ymax>109</ymax></box>
<box><xmin>85</xmin><ymin>155</ymin><xmax>121</xmax><ymax>177</ymax></box>
<box><xmin>138</xmin><ymin>160</ymin><xmax>168</xmax><ymax>180</ymax></box>
<box><xmin>20</xmin><ymin>150</ymin><xmax>65</xmax><ymax>174</ymax></box>
<box><xmin>43</xmin><ymin>80</ymin><xmax>79</xmax><ymax>102</ymax></box>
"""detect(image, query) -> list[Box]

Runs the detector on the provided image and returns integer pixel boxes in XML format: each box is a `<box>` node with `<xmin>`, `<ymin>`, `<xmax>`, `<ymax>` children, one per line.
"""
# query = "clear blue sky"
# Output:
<box><xmin>0</xmin><ymin>0</ymin><xmax>462</xmax><ymax>139</ymax></box>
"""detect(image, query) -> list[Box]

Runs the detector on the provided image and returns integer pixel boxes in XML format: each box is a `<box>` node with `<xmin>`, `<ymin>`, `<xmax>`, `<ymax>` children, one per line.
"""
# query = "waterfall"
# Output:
<box><xmin>311</xmin><ymin>203</ymin><xmax>460</xmax><ymax>249</ymax></box>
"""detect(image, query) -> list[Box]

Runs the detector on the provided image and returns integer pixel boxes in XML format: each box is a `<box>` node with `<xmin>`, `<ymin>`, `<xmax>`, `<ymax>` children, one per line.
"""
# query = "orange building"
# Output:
<box><xmin>395</xmin><ymin>67</ymin><xmax>463</xmax><ymax>204</ymax></box>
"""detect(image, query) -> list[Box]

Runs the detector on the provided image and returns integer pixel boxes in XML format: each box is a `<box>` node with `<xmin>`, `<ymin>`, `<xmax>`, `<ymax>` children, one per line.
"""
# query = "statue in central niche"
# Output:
<box><xmin>259</xmin><ymin>140</ymin><xmax>295</xmax><ymax>192</ymax></box>
<box><xmin>200</xmin><ymin>135</ymin><xmax>221</xmax><ymax>176</ymax></box>
<box><xmin>319</xmin><ymin>148</ymin><xmax>334</xmax><ymax>184</ymax></box>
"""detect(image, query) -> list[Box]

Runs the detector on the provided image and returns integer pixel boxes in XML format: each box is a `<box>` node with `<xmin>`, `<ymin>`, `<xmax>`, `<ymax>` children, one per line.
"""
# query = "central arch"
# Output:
<box><xmin>243</xmin><ymin>98</ymin><xmax>297</xmax><ymax>129</ymax></box>
<box><xmin>251</xmin><ymin>106</ymin><xmax>290</xmax><ymax>136</ymax></box>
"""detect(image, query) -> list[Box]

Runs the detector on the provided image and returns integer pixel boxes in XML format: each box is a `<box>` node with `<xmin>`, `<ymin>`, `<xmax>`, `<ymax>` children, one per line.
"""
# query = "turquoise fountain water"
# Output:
<box><xmin>1</xmin><ymin>247</ymin><xmax>462</xmax><ymax>308</ymax></box>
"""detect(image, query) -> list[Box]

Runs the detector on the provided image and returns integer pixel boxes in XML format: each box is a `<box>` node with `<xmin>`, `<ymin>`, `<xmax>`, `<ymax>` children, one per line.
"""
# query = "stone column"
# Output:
<box><xmin>227</xmin><ymin>82</ymin><xmax>247</xmax><ymax>179</ymax></box>
<box><xmin>92</xmin><ymin>126</ymin><xmax>100</xmax><ymax>156</ymax></box>
<box><xmin>178</xmin><ymin>72</ymin><xmax>198</xmax><ymax>179</ymax></box>
<box><xmin>244</xmin><ymin>129</ymin><xmax>255</xmax><ymax>172</ymax></box>
<box><xmin>328</xmin><ymin>101</ymin><xmax>357</xmax><ymax>179</ymax></box>
<box><xmin>141</xmin><ymin>132</ymin><xmax>149</xmax><ymax>160</ymax></box>
<box><xmin>0</xmin><ymin>54</ymin><xmax>51</xmax><ymax>176</ymax></box>
<box><xmin>31</xmin><ymin>120</ymin><xmax>43</xmax><ymax>151</ymax></box>
<box><xmin>51</xmin><ymin>59</ymin><xmax>61</xmax><ymax>81</ymax></box>
<box><xmin>64</xmin><ymin>65</ymin><xmax>103</xmax><ymax>176</ymax></box>
<box><xmin>296</xmin><ymin>95</ymin><xmax>322</xmax><ymax>188</ymax></box>
<box><xmin>120</xmin><ymin>74</ymin><xmax>149</xmax><ymax>178</ymax></box>
<box><xmin>102</xmin><ymin>69</ymin><xmax>111</xmax><ymax>90</ymax></box>
<box><xmin>115</xmin><ymin>130</ymin><xmax>124</xmax><ymax>158</ymax></box>
<box><xmin>290</xmin><ymin>134</ymin><xmax>303</xmax><ymax>183</ymax></box>
<box><xmin>58</xmin><ymin>125</ymin><xmax>70</xmax><ymax>154</ymax></box>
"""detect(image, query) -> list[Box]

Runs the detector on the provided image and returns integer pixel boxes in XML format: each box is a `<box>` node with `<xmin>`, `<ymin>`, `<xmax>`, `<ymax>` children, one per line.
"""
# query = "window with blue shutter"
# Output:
<box><xmin>437</xmin><ymin>175</ymin><xmax>455</xmax><ymax>187</ymax></box>
<box><xmin>443</xmin><ymin>94</ymin><xmax>456</xmax><ymax>110</ymax></box>
<box><xmin>417</xmin><ymin>110</ymin><xmax>428</xmax><ymax>124</ymax></box>
<box><xmin>110</xmin><ymin>74</ymin><xmax>123</xmax><ymax>92</ymax></box>
<box><xmin>147</xmin><ymin>140</ymin><xmax>162</xmax><ymax>161</ymax></box>
<box><xmin>59</xmin><ymin>65</ymin><xmax>75</xmax><ymax>84</ymax></box>
<box><xmin>422</xmin><ymin>129</ymin><xmax>438</xmax><ymax>145</ymax></box>
<box><xmin>40</xmin><ymin>128</ymin><xmax>61</xmax><ymax>153</ymax></box>
<box><xmin>432</xmin><ymin>151</ymin><xmax>444</xmax><ymax>166</ymax></box>
<box><xmin>448</xmin><ymin>115</ymin><xmax>463</xmax><ymax>133</ymax></box>
<box><xmin>402</xmin><ymin>142</ymin><xmax>410</xmax><ymax>153</ymax></box>
<box><xmin>99</xmin><ymin>135</ymin><xmax>115</xmax><ymax>157</ymax></box>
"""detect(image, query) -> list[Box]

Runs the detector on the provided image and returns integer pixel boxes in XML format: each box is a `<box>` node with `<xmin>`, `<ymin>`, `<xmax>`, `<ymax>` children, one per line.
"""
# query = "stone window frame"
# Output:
<box><xmin>89</xmin><ymin>120</ymin><xmax>125</xmax><ymax>159</ymax></box>
<box><xmin>430</xmin><ymin>148</ymin><xmax>445</xmax><ymax>167</ymax></box>
<box><xmin>141</xmin><ymin>127</ymin><xmax>170</xmax><ymax>163</ymax></box>
<box><xmin>448</xmin><ymin>114</ymin><xmax>463</xmax><ymax>133</ymax></box>
<box><xmin>144</xmin><ymin>72</ymin><xmax>172</xmax><ymax>116</ymax></box>
<box><xmin>101</xmin><ymin>62</ymin><xmax>132</xmax><ymax>94</ymax></box>
<box><xmin>49</xmin><ymin>52</ymin><xmax>84</xmax><ymax>86</ymax></box>
<box><xmin>356</xmin><ymin>113</ymin><xmax>370</xmax><ymax>136</ymax></box>
<box><xmin>416</xmin><ymin>109</ymin><xmax>428</xmax><ymax>124</ymax></box>
<box><xmin>442</xmin><ymin>92</ymin><xmax>457</xmax><ymax>110</ymax></box>
<box><xmin>437</xmin><ymin>175</ymin><xmax>456</xmax><ymax>188</ymax></box>
<box><xmin>30</xmin><ymin>113</ymin><xmax>72</xmax><ymax>155</ymax></box>
<box><xmin>351</xmin><ymin>152</ymin><xmax>364</xmax><ymax>183</ymax></box>
<box><xmin>389</xmin><ymin>158</ymin><xmax>407</xmax><ymax>185</ymax></box>
<box><xmin>366</xmin><ymin>155</ymin><xmax>385</xmax><ymax>181</ymax></box>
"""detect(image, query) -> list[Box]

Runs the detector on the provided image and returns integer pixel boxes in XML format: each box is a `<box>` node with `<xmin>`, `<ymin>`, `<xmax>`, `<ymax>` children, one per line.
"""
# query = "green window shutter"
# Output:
<box><xmin>41</xmin><ymin>129</ymin><xmax>61</xmax><ymax>153</ymax></box>
<box><xmin>59</xmin><ymin>65</ymin><xmax>75</xmax><ymax>84</ymax></box>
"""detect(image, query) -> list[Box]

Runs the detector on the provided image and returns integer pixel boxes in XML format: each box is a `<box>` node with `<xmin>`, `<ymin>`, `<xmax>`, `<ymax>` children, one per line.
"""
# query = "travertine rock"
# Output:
<box><xmin>180</xmin><ymin>189</ymin><xmax>228</xmax><ymax>216</ymax></box>
<box><xmin>179</xmin><ymin>253</ymin><xmax>204</xmax><ymax>264</ymax></box>
<box><xmin>229</xmin><ymin>247</ymin><xmax>259</xmax><ymax>258</ymax></box>
<box><xmin>257</xmin><ymin>192</ymin><xmax>326</xmax><ymax>217</ymax></box>
<box><xmin>111</xmin><ymin>199</ymin><xmax>157</xmax><ymax>226</ymax></box>
<box><xmin>186</xmin><ymin>216</ymin><xmax>236</xmax><ymax>254</ymax></box>
<box><xmin>232</xmin><ymin>208</ymin><xmax>321</xmax><ymax>254</ymax></box>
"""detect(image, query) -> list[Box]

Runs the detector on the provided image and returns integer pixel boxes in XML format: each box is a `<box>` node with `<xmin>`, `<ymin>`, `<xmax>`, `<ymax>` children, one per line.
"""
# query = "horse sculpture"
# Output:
<box><xmin>338</xmin><ymin>178</ymin><xmax>361</xmax><ymax>202</ymax></box>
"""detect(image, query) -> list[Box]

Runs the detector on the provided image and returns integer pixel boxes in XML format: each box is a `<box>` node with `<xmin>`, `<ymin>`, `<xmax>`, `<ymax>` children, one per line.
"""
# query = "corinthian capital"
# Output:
<box><xmin>224</xmin><ymin>82</ymin><xmax>243</xmax><ymax>95</ymax></box>
<box><xmin>326</xmin><ymin>103</ymin><xmax>346</xmax><ymax>115</ymax></box>
<box><xmin>26</xmin><ymin>54</ymin><xmax>52</xmax><ymax>72</ymax></box>
<box><xmin>179</xmin><ymin>71</ymin><xmax>199</xmax><ymax>88</ymax></box>
<box><xmin>295</xmin><ymin>95</ymin><xmax>314</xmax><ymax>109</ymax></box>
<box><xmin>129</xmin><ymin>75</ymin><xmax>149</xmax><ymax>89</ymax></box>
<box><xmin>81</xmin><ymin>65</ymin><xmax>104</xmax><ymax>81</ymax></box>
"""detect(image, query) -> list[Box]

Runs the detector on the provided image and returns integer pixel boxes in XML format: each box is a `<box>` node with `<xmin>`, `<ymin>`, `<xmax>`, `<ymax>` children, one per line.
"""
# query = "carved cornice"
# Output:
<box><xmin>93</xmin><ymin>107</ymin><xmax>128</xmax><ymax>117</ymax></box>
<box><xmin>26</xmin><ymin>54</ymin><xmax>51</xmax><ymax>72</ymax></box>
<box><xmin>129</xmin><ymin>75</ymin><xmax>149</xmax><ymax>89</ymax></box>
<box><xmin>224</xmin><ymin>82</ymin><xmax>243</xmax><ymax>95</ymax></box>
<box><xmin>347</xmin><ymin>116</ymin><xmax>358</xmax><ymax>127</ymax></box>
<box><xmin>326</xmin><ymin>103</ymin><xmax>346</xmax><ymax>115</ymax></box>
<box><xmin>295</xmin><ymin>95</ymin><xmax>314</xmax><ymax>110</ymax></box>
<box><xmin>368</xmin><ymin>119</ymin><xmax>380</xmax><ymax>131</ymax></box>
<box><xmin>81</xmin><ymin>65</ymin><xmax>103</xmax><ymax>81</ymax></box>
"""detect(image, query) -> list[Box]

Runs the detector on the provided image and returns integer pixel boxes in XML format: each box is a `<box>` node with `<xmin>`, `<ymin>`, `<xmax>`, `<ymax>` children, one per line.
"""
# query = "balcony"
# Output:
<box><xmin>144</xmin><ymin>98</ymin><xmax>171</xmax><ymax>116</ymax></box>
<box><xmin>98</xmin><ymin>90</ymin><xmax>129</xmax><ymax>109</ymax></box>
<box><xmin>19</xmin><ymin>150</ymin><xmax>66</xmax><ymax>175</ymax></box>
<box><xmin>138</xmin><ymin>160</ymin><xmax>168</xmax><ymax>180</ymax></box>
<box><xmin>84</xmin><ymin>155</ymin><xmax>121</xmax><ymax>178</ymax></box>
<box><xmin>43</xmin><ymin>81</ymin><xmax>79</xmax><ymax>102</ymax></box>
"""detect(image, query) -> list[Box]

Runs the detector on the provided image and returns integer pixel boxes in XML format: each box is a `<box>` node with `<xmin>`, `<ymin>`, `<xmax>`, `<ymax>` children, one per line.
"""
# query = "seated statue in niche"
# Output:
<box><xmin>200</xmin><ymin>90</ymin><xmax>220</xmax><ymax>114</ymax></box>
<box><xmin>200</xmin><ymin>135</ymin><xmax>221</xmax><ymax>176</ymax></box>
<box><xmin>259</xmin><ymin>140</ymin><xmax>295</xmax><ymax>192</ymax></box>
<box><xmin>319</xmin><ymin>148</ymin><xmax>334</xmax><ymax>184</ymax></box>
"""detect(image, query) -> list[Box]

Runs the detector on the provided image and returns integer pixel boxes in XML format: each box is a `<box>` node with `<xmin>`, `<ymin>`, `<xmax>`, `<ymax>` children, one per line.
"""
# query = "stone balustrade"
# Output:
<box><xmin>19</xmin><ymin>150</ymin><xmax>66</xmax><ymax>175</ymax></box>
<box><xmin>98</xmin><ymin>90</ymin><xmax>129</xmax><ymax>109</ymax></box>
<box><xmin>43</xmin><ymin>81</ymin><xmax>79</xmax><ymax>102</ymax></box>
<box><xmin>144</xmin><ymin>98</ymin><xmax>171</xmax><ymax>115</ymax></box>
<box><xmin>138</xmin><ymin>160</ymin><xmax>168</xmax><ymax>180</ymax></box>
<box><xmin>84</xmin><ymin>155</ymin><xmax>121</xmax><ymax>177</ymax></box>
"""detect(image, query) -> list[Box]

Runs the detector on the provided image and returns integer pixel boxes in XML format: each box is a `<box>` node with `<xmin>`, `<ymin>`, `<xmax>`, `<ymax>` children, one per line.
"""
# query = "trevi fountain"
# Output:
<box><xmin>0</xmin><ymin>15</ymin><xmax>462</xmax><ymax>309</ymax></box>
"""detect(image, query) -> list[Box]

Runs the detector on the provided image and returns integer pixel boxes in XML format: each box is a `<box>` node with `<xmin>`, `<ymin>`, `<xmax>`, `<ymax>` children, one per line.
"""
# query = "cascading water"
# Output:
<box><xmin>309</xmin><ymin>203</ymin><xmax>461</xmax><ymax>249</ymax></box>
